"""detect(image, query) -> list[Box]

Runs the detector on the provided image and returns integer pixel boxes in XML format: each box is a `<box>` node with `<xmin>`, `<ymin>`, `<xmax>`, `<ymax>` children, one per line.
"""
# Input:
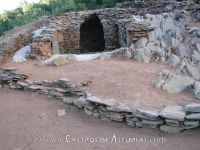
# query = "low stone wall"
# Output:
<box><xmin>0</xmin><ymin>68</ymin><xmax>200</xmax><ymax>133</ymax></box>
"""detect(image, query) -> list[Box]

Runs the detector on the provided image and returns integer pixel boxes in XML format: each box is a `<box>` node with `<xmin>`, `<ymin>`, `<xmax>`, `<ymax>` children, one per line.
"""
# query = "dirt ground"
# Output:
<box><xmin>2</xmin><ymin>59</ymin><xmax>199</xmax><ymax>107</ymax></box>
<box><xmin>0</xmin><ymin>88</ymin><xmax>200</xmax><ymax>150</ymax></box>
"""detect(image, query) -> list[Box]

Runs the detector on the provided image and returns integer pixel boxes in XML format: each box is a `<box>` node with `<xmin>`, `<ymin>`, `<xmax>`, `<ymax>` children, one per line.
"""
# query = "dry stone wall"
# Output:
<box><xmin>32</xmin><ymin>8</ymin><xmax>136</xmax><ymax>55</ymax></box>
<box><xmin>1</xmin><ymin>68</ymin><xmax>200</xmax><ymax>133</ymax></box>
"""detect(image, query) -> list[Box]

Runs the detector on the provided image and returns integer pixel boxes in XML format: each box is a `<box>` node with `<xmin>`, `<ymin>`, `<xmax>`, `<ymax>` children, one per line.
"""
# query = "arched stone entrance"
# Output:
<box><xmin>80</xmin><ymin>13</ymin><xmax>105</xmax><ymax>53</ymax></box>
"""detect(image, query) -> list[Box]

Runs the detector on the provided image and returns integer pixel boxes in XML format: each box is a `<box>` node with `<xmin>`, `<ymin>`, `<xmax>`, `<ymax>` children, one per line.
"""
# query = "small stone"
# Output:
<box><xmin>84</xmin><ymin>108</ymin><xmax>93</xmax><ymax>116</ymax></box>
<box><xmin>74</xmin><ymin>97</ymin><xmax>92</xmax><ymax>109</ymax></box>
<box><xmin>49</xmin><ymin>91</ymin><xmax>64</xmax><ymax>97</ymax></box>
<box><xmin>115</xmin><ymin>103</ymin><xmax>132</xmax><ymax>112</ymax></box>
<box><xmin>185</xmin><ymin>113</ymin><xmax>200</xmax><ymax>120</ymax></box>
<box><xmin>184</xmin><ymin>121</ymin><xmax>200</xmax><ymax>126</ymax></box>
<box><xmin>55</xmin><ymin>88</ymin><xmax>68</xmax><ymax>93</ymax></box>
<box><xmin>141</xmin><ymin>119</ymin><xmax>164</xmax><ymax>125</ymax></box>
<box><xmin>63</xmin><ymin>97</ymin><xmax>74</xmax><ymax>104</ymax></box>
<box><xmin>160</xmin><ymin>125</ymin><xmax>183</xmax><ymax>133</ymax></box>
<box><xmin>92</xmin><ymin>112</ymin><xmax>100</xmax><ymax>117</ymax></box>
<box><xmin>136</xmin><ymin>121</ymin><xmax>143</xmax><ymax>128</ymax></box>
<box><xmin>100</xmin><ymin>115</ymin><xmax>111</xmax><ymax>121</ymax></box>
<box><xmin>168</xmin><ymin>54</ymin><xmax>180</xmax><ymax>67</ymax></box>
<box><xmin>159</xmin><ymin>105</ymin><xmax>186</xmax><ymax>121</ymax></box>
<box><xmin>29</xmin><ymin>85</ymin><xmax>47</xmax><ymax>90</ymax></box>
<box><xmin>185</xmin><ymin>103</ymin><xmax>200</xmax><ymax>113</ymax></box>
<box><xmin>17</xmin><ymin>81</ymin><xmax>30</xmax><ymax>87</ymax></box>
<box><xmin>99</xmin><ymin>111</ymin><xmax>124</xmax><ymax>122</ymax></box>
<box><xmin>165</xmin><ymin>119</ymin><xmax>180</xmax><ymax>127</ymax></box>
<box><xmin>9</xmin><ymin>83</ymin><xmax>20</xmax><ymax>89</ymax></box>
<box><xmin>56</xmin><ymin>110</ymin><xmax>66</xmax><ymax>117</ymax></box>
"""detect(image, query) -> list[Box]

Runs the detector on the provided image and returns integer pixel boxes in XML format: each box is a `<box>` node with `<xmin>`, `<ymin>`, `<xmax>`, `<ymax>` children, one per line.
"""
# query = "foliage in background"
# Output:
<box><xmin>0</xmin><ymin>0</ymin><xmax>128</xmax><ymax>36</ymax></box>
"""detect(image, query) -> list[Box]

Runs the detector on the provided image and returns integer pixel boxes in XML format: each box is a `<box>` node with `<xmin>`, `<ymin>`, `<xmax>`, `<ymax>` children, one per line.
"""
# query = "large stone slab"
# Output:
<box><xmin>185</xmin><ymin>103</ymin><xmax>200</xmax><ymax>113</ymax></box>
<box><xmin>185</xmin><ymin>113</ymin><xmax>200</xmax><ymax>120</ymax></box>
<box><xmin>159</xmin><ymin>105</ymin><xmax>186</xmax><ymax>121</ymax></box>
<box><xmin>137</xmin><ymin>107</ymin><xmax>160</xmax><ymax>120</ymax></box>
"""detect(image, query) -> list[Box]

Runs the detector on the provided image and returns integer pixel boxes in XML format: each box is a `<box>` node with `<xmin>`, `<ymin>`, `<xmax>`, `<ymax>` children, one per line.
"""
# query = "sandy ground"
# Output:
<box><xmin>0</xmin><ymin>88</ymin><xmax>200</xmax><ymax>150</ymax></box>
<box><xmin>2</xmin><ymin>59</ymin><xmax>199</xmax><ymax>107</ymax></box>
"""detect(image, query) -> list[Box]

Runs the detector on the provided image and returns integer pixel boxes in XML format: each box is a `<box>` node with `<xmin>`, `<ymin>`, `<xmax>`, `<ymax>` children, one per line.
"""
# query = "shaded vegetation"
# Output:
<box><xmin>0</xmin><ymin>0</ymin><xmax>128</xmax><ymax>36</ymax></box>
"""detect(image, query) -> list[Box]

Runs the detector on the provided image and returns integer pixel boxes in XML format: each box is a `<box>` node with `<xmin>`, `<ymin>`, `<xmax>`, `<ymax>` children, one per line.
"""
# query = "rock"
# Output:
<box><xmin>165</xmin><ymin>119</ymin><xmax>180</xmax><ymax>127</ymax></box>
<box><xmin>86</xmin><ymin>96</ymin><xmax>104</xmax><ymax>105</ymax></box>
<box><xmin>185</xmin><ymin>64</ymin><xmax>200</xmax><ymax>79</ymax></box>
<box><xmin>159</xmin><ymin>105</ymin><xmax>186</xmax><ymax>121</ymax></box>
<box><xmin>160</xmin><ymin>125</ymin><xmax>183</xmax><ymax>133</ymax></box>
<box><xmin>194</xmin><ymin>82</ymin><xmax>200</xmax><ymax>100</ymax></box>
<box><xmin>168</xmin><ymin>54</ymin><xmax>180</xmax><ymax>67</ymax></box>
<box><xmin>100</xmin><ymin>115</ymin><xmax>111</xmax><ymax>121</ymax></box>
<box><xmin>9</xmin><ymin>83</ymin><xmax>20</xmax><ymax>89</ymax></box>
<box><xmin>44</xmin><ymin>54</ymin><xmax>68</xmax><ymax>66</ymax></box>
<box><xmin>134</xmin><ymin>48</ymin><xmax>152</xmax><ymax>63</ymax></box>
<box><xmin>135</xmin><ymin>37</ymin><xmax>148</xmax><ymax>48</ymax></box>
<box><xmin>185</xmin><ymin>103</ymin><xmax>200</xmax><ymax>113</ymax></box>
<box><xmin>99</xmin><ymin>111</ymin><xmax>124</xmax><ymax>122</ymax></box>
<box><xmin>74</xmin><ymin>97</ymin><xmax>92</xmax><ymax>109</ymax></box>
<box><xmin>63</xmin><ymin>97</ymin><xmax>74</xmax><ymax>104</ymax></box>
<box><xmin>17</xmin><ymin>81</ymin><xmax>30</xmax><ymax>87</ymax></box>
<box><xmin>196</xmin><ymin>43</ymin><xmax>200</xmax><ymax>52</ymax></box>
<box><xmin>84</xmin><ymin>108</ymin><xmax>93</xmax><ymax>116</ymax></box>
<box><xmin>29</xmin><ymin>85</ymin><xmax>47</xmax><ymax>90</ymax></box>
<box><xmin>49</xmin><ymin>91</ymin><xmax>64</xmax><ymax>98</ymax></box>
<box><xmin>92</xmin><ymin>112</ymin><xmax>100</xmax><ymax>117</ymax></box>
<box><xmin>86</xmin><ymin>96</ymin><xmax>116</xmax><ymax>110</ymax></box>
<box><xmin>161</xmin><ymin>73</ymin><xmax>194</xmax><ymax>93</ymax></box>
<box><xmin>185</xmin><ymin>113</ymin><xmax>200</xmax><ymax>120</ymax></box>
<box><xmin>141</xmin><ymin>119</ymin><xmax>164</xmax><ymax>125</ymax></box>
<box><xmin>136</xmin><ymin>121</ymin><xmax>143</xmax><ymax>128</ymax></box>
<box><xmin>12</xmin><ymin>45</ymin><xmax>32</xmax><ymax>63</ymax></box>
<box><xmin>56</xmin><ymin>109</ymin><xmax>66</xmax><ymax>117</ymax></box>
<box><xmin>192</xmin><ymin>50</ymin><xmax>200</xmax><ymax>62</ymax></box>
<box><xmin>184</xmin><ymin>120</ymin><xmax>200</xmax><ymax>126</ymax></box>
<box><xmin>137</xmin><ymin>107</ymin><xmax>160</xmax><ymax>119</ymax></box>
<box><xmin>55</xmin><ymin>88</ymin><xmax>68</xmax><ymax>93</ymax></box>
<box><xmin>115</xmin><ymin>103</ymin><xmax>132</xmax><ymax>113</ymax></box>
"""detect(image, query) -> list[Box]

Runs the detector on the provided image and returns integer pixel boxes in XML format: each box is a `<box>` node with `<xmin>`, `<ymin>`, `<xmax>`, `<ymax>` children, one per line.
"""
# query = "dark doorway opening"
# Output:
<box><xmin>80</xmin><ymin>13</ymin><xmax>105</xmax><ymax>53</ymax></box>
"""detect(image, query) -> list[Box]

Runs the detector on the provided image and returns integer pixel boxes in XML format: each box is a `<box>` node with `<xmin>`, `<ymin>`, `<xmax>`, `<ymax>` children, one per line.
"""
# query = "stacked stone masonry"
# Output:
<box><xmin>1</xmin><ymin>68</ymin><xmax>200</xmax><ymax>133</ymax></box>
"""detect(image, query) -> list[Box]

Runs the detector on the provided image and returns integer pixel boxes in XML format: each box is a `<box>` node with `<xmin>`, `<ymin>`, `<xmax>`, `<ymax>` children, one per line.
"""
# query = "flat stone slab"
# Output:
<box><xmin>29</xmin><ymin>85</ymin><xmax>47</xmax><ymax>90</ymax></box>
<box><xmin>141</xmin><ymin>119</ymin><xmax>164</xmax><ymax>125</ymax></box>
<box><xmin>185</xmin><ymin>103</ymin><xmax>200</xmax><ymax>113</ymax></box>
<box><xmin>137</xmin><ymin>107</ymin><xmax>160</xmax><ymax>119</ymax></box>
<box><xmin>186</xmin><ymin>113</ymin><xmax>200</xmax><ymax>120</ymax></box>
<box><xmin>159</xmin><ymin>105</ymin><xmax>186</xmax><ymax>121</ymax></box>
<box><xmin>115</xmin><ymin>103</ymin><xmax>132</xmax><ymax>112</ymax></box>
<box><xmin>86</xmin><ymin>96</ymin><xmax>117</xmax><ymax>107</ymax></box>
<box><xmin>184</xmin><ymin>120</ymin><xmax>200</xmax><ymax>126</ymax></box>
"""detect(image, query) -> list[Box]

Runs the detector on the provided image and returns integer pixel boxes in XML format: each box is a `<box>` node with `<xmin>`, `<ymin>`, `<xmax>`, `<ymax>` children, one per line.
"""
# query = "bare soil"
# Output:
<box><xmin>2</xmin><ymin>59</ymin><xmax>199</xmax><ymax>107</ymax></box>
<box><xmin>0</xmin><ymin>88</ymin><xmax>200</xmax><ymax>150</ymax></box>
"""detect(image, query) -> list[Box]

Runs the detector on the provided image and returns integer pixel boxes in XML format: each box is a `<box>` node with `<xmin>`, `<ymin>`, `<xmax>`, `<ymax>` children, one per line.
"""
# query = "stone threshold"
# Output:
<box><xmin>0</xmin><ymin>68</ymin><xmax>200</xmax><ymax>134</ymax></box>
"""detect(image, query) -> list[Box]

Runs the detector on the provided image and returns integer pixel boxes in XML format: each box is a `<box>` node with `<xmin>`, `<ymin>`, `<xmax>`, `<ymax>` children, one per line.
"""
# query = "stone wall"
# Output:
<box><xmin>31</xmin><ymin>8</ymin><xmax>139</xmax><ymax>55</ymax></box>
<box><xmin>1</xmin><ymin>68</ymin><xmax>200</xmax><ymax>133</ymax></box>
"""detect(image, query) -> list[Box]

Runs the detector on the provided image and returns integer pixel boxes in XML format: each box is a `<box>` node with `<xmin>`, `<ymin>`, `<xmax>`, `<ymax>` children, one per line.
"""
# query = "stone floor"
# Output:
<box><xmin>2</xmin><ymin>58</ymin><xmax>199</xmax><ymax>108</ymax></box>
